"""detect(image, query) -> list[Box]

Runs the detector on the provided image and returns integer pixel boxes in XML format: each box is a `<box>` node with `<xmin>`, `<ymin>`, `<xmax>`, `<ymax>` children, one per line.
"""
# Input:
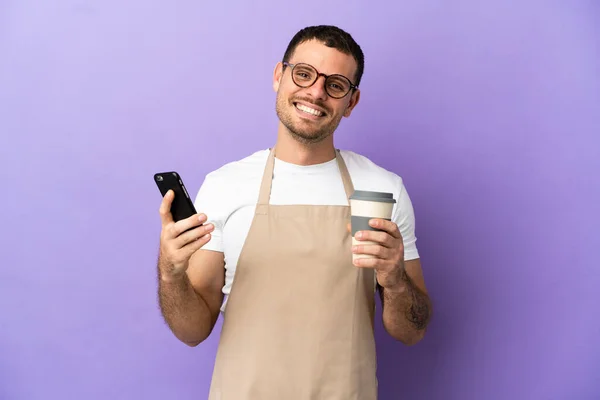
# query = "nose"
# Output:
<box><xmin>304</xmin><ymin>75</ymin><xmax>328</xmax><ymax>101</ymax></box>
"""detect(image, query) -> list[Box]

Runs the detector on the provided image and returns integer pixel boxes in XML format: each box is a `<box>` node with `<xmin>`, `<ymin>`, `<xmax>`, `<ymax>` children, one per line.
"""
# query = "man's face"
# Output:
<box><xmin>273</xmin><ymin>40</ymin><xmax>361</xmax><ymax>145</ymax></box>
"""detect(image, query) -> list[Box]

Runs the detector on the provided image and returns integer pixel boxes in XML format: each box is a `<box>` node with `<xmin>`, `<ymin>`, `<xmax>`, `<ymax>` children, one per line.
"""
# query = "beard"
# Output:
<box><xmin>275</xmin><ymin>91</ymin><xmax>343</xmax><ymax>145</ymax></box>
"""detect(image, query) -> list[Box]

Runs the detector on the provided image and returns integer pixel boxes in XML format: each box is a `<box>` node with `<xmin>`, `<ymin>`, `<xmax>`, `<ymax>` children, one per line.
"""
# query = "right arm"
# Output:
<box><xmin>156</xmin><ymin>190</ymin><xmax>225</xmax><ymax>346</ymax></box>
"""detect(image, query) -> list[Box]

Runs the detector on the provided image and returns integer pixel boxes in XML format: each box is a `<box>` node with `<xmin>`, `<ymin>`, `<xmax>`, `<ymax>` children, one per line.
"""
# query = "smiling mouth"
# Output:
<box><xmin>294</xmin><ymin>102</ymin><xmax>325</xmax><ymax>117</ymax></box>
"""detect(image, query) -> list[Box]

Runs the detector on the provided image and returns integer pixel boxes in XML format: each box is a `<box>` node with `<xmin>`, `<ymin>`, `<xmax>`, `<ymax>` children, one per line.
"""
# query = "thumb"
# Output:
<box><xmin>159</xmin><ymin>190</ymin><xmax>175</xmax><ymax>225</ymax></box>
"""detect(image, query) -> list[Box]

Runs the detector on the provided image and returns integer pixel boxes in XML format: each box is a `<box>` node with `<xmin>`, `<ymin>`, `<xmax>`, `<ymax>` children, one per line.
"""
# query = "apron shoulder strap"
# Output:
<box><xmin>335</xmin><ymin>149</ymin><xmax>355</xmax><ymax>201</ymax></box>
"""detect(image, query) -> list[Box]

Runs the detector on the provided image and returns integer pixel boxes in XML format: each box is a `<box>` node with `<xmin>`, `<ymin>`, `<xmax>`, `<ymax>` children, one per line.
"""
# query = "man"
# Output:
<box><xmin>157</xmin><ymin>25</ymin><xmax>432</xmax><ymax>399</ymax></box>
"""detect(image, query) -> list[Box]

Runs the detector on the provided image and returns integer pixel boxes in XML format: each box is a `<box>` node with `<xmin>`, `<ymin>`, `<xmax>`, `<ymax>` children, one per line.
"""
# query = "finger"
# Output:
<box><xmin>369</xmin><ymin>219</ymin><xmax>402</xmax><ymax>239</ymax></box>
<box><xmin>172</xmin><ymin>213</ymin><xmax>208</xmax><ymax>237</ymax></box>
<box><xmin>353</xmin><ymin>256</ymin><xmax>390</xmax><ymax>269</ymax></box>
<box><xmin>169</xmin><ymin>232</ymin><xmax>212</xmax><ymax>268</ymax></box>
<box><xmin>175</xmin><ymin>223</ymin><xmax>214</xmax><ymax>249</ymax></box>
<box><xmin>159</xmin><ymin>190</ymin><xmax>175</xmax><ymax>226</ymax></box>
<box><xmin>354</xmin><ymin>230</ymin><xmax>395</xmax><ymax>248</ymax></box>
<box><xmin>181</xmin><ymin>232</ymin><xmax>212</xmax><ymax>258</ymax></box>
<box><xmin>352</xmin><ymin>243</ymin><xmax>390</xmax><ymax>259</ymax></box>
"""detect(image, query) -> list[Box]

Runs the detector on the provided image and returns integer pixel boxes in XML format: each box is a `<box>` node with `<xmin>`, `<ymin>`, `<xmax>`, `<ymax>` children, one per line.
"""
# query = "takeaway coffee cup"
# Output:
<box><xmin>349</xmin><ymin>190</ymin><xmax>397</xmax><ymax>261</ymax></box>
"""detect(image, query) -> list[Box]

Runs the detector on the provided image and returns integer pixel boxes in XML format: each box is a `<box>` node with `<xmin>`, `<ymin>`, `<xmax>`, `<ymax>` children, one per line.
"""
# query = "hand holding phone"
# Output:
<box><xmin>154</xmin><ymin>172</ymin><xmax>214</xmax><ymax>281</ymax></box>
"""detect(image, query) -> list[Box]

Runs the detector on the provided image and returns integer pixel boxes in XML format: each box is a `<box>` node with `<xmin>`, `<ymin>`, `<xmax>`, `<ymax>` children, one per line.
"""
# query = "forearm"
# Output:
<box><xmin>379</xmin><ymin>271</ymin><xmax>432</xmax><ymax>345</ymax></box>
<box><xmin>158</xmin><ymin>272</ymin><xmax>213</xmax><ymax>346</ymax></box>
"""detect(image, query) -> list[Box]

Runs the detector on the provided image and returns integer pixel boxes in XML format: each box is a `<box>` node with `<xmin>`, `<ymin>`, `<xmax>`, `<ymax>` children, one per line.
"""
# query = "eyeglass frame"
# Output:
<box><xmin>282</xmin><ymin>61</ymin><xmax>359</xmax><ymax>99</ymax></box>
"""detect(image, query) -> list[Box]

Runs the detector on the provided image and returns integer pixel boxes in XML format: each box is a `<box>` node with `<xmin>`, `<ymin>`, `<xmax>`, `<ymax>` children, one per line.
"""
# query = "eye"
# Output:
<box><xmin>327</xmin><ymin>77</ymin><xmax>349</xmax><ymax>94</ymax></box>
<box><xmin>293</xmin><ymin>66</ymin><xmax>315</xmax><ymax>82</ymax></box>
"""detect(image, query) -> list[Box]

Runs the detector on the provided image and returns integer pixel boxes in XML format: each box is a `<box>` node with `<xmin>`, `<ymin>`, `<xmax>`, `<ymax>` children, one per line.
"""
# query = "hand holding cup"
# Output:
<box><xmin>349</xmin><ymin>190</ymin><xmax>406</xmax><ymax>289</ymax></box>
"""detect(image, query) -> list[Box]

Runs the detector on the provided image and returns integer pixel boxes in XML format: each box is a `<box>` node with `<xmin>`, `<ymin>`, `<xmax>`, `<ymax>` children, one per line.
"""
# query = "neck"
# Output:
<box><xmin>274</xmin><ymin>124</ymin><xmax>336</xmax><ymax>166</ymax></box>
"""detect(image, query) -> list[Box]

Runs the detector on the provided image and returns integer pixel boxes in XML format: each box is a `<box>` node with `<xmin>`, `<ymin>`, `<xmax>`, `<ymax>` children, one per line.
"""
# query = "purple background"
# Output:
<box><xmin>1</xmin><ymin>1</ymin><xmax>599</xmax><ymax>399</ymax></box>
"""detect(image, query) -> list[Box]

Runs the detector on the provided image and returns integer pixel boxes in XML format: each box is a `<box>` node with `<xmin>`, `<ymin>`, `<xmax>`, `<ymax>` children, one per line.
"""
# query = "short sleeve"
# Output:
<box><xmin>193</xmin><ymin>173</ymin><xmax>225</xmax><ymax>253</ymax></box>
<box><xmin>392</xmin><ymin>178</ymin><xmax>420</xmax><ymax>261</ymax></box>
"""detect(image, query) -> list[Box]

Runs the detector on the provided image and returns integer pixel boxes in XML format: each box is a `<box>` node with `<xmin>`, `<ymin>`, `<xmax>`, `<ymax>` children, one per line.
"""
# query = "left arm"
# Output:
<box><xmin>377</xmin><ymin>258</ymin><xmax>431</xmax><ymax>345</ymax></box>
<box><xmin>352</xmin><ymin>219</ymin><xmax>432</xmax><ymax>345</ymax></box>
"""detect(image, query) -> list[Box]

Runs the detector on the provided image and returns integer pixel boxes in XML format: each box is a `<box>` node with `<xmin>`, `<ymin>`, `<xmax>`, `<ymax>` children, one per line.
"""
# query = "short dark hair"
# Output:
<box><xmin>282</xmin><ymin>25</ymin><xmax>365</xmax><ymax>87</ymax></box>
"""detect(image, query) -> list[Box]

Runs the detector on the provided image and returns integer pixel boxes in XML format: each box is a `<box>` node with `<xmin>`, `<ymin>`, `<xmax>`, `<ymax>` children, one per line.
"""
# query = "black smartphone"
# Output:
<box><xmin>154</xmin><ymin>171</ymin><xmax>197</xmax><ymax>222</ymax></box>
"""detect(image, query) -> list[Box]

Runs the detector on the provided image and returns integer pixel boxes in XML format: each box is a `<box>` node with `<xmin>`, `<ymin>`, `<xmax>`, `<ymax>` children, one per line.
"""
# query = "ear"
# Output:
<box><xmin>343</xmin><ymin>89</ymin><xmax>361</xmax><ymax>118</ymax></box>
<box><xmin>273</xmin><ymin>62</ymin><xmax>284</xmax><ymax>92</ymax></box>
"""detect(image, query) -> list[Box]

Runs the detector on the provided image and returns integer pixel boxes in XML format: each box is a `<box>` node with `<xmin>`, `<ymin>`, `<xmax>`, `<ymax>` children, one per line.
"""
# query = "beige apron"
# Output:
<box><xmin>208</xmin><ymin>147</ymin><xmax>378</xmax><ymax>400</ymax></box>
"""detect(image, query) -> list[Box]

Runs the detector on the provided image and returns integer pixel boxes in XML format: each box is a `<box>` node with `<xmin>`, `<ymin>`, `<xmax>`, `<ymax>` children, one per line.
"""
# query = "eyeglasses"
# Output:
<box><xmin>282</xmin><ymin>62</ymin><xmax>358</xmax><ymax>99</ymax></box>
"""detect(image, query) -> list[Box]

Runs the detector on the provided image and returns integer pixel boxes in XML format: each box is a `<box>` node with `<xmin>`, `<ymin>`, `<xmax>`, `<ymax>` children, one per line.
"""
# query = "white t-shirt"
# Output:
<box><xmin>193</xmin><ymin>148</ymin><xmax>420</xmax><ymax>312</ymax></box>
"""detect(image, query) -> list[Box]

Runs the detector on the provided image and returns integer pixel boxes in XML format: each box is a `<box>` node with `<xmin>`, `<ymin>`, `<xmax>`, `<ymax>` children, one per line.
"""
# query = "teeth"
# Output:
<box><xmin>296</xmin><ymin>103</ymin><xmax>323</xmax><ymax>116</ymax></box>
